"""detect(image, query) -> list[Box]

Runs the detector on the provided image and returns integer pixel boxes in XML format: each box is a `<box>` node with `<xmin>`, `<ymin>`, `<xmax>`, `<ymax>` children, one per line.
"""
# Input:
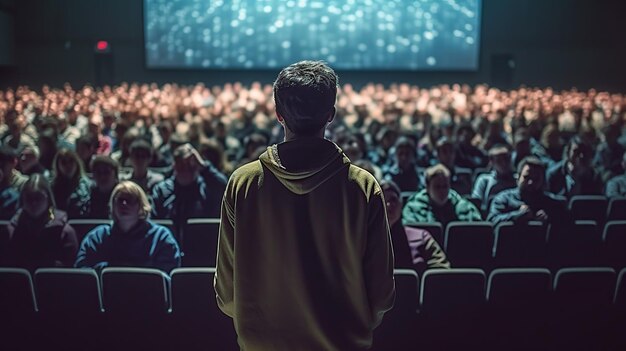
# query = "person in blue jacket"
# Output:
<box><xmin>75</xmin><ymin>180</ymin><xmax>181</xmax><ymax>273</ymax></box>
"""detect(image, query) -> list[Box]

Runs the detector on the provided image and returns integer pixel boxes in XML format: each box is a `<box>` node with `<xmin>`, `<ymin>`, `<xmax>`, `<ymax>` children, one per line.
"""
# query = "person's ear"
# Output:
<box><xmin>327</xmin><ymin>107</ymin><xmax>336</xmax><ymax>124</ymax></box>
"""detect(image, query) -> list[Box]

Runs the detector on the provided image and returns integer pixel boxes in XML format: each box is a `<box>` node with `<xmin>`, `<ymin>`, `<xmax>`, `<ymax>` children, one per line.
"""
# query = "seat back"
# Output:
<box><xmin>493</xmin><ymin>221</ymin><xmax>547</xmax><ymax>267</ymax></box>
<box><xmin>0</xmin><ymin>268</ymin><xmax>37</xmax><ymax>314</ymax></box>
<box><xmin>615</xmin><ymin>268</ymin><xmax>626</xmax><ymax>311</ymax></box>
<box><xmin>548</xmin><ymin>220</ymin><xmax>602</xmax><ymax>268</ymax></box>
<box><xmin>603</xmin><ymin>221</ymin><xmax>626</xmax><ymax>269</ymax></box>
<box><xmin>183</xmin><ymin>218</ymin><xmax>220</xmax><ymax>267</ymax></box>
<box><xmin>554</xmin><ymin>268</ymin><xmax>616</xmax><ymax>311</ymax></box>
<box><xmin>34</xmin><ymin>268</ymin><xmax>102</xmax><ymax>314</ymax></box>
<box><xmin>420</xmin><ymin>269</ymin><xmax>486</xmax><ymax>315</ymax></box>
<box><xmin>569</xmin><ymin>195</ymin><xmax>608</xmax><ymax>224</ymax></box>
<box><xmin>607</xmin><ymin>197</ymin><xmax>626</xmax><ymax>221</ymax></box>
<box><xmin>392</xmin><ymin>269</ymin><xmax>420</xmax><ymax>315</ymax></box>
<box><xmin>102</xmin><ymin>267</ymin><xmax>170</xmax><ymax>316</ymax></box>
<box><xmin>487</xmin><ymin>268</ymin><xmax>552</xmax><ymax>309</ymax></box>
<box><xmin>444</xmin><ymin>222</ymin><xmax>493</xmax><ymax>269</ymax></box>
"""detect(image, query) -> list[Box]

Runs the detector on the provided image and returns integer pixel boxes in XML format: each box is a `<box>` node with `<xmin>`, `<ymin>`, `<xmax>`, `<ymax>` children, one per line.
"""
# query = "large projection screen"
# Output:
<box><xmin>144</xmin><ymin>0</ymin><xmax>481</xmax><ymax>70</ymax></box>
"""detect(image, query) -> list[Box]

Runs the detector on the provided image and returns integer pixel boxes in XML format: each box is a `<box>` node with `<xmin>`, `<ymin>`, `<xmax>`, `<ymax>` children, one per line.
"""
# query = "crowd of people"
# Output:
<box><xmin>0</xmin><ymin>81</ymin><xmax>625</xmax><ymax>274</ymax></box>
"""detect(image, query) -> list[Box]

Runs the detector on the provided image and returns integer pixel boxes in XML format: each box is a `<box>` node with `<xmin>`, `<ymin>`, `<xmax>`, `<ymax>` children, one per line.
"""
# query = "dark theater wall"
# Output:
<box><xmin>2</xmin><ymin>0</ymin><xmax>626</xmax><ymax>91</ymax></box>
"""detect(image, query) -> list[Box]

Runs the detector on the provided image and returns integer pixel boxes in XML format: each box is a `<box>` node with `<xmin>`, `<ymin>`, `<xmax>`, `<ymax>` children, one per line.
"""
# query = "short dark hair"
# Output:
<box><xmin>273</xmin><ymin>60</ymin><xmax>338</xmax><ymax>136</ymax></box>
<box><xmin>517</xmin><ymin>156</ymin><xmax>545</xmax><ymax>175</ymax></box>
<box><xmin>0</xmin><ymin>145</ymin><xmax>18</xmax><ymax>166</ymax></box>
<box><xmin>90</xmin><ymin>156</ymin><xmax>119</xmax><ymax>176</ymax></box>
<box><xmin>21</xmin><ymin>174</ymin><xmax>56</xmax><ymax>209</ymax></box>
<box><xmin>129</xmin><ymin>139</ymin><xmax>154</xmax><ymax>155</ymax></box>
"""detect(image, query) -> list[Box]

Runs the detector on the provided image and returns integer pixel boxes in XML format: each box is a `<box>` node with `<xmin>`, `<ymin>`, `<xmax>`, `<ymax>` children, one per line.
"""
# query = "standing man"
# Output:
<box><xmin>215</xmin><ymin>61</ymin><xmax>395</xmax><ymax>350</ymax></box>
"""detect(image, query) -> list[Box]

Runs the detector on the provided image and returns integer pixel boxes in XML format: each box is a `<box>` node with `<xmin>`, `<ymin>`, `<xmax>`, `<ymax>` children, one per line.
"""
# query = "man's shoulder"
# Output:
<box><xmin>348</xmin><ymin>163</ymin><xmax>382</xmax><ymax>196</ymax></box>
<box><xmin>230</xmin><ymin>160</ymin><xmax>263</xmax><ymax>182</ymax></box>
<box><xmin>494</xmin><ymin>187</ymin><xmax>519</xmax><ymax>200</ymax></box>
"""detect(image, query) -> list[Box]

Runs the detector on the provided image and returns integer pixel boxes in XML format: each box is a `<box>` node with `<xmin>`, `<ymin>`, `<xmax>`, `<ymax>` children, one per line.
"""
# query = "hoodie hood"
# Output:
<box><xmin>259</xmin><ymin>137</ymin><xmax>351</xmax><ymax>195</ymax></box>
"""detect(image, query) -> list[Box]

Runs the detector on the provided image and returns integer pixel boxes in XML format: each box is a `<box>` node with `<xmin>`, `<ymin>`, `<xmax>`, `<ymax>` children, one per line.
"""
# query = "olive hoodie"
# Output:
<box><xmin>215</xmin><ymin>137</ymin><xmax>395</xmax><ymax>351</ymax></box>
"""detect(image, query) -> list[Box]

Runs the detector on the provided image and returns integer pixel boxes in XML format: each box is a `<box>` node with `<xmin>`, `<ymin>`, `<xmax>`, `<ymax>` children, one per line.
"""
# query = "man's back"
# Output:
<box><xmin>215</xmin><ymin>138</ymin><xmax>395</xmax><ymax>350</ymax></box>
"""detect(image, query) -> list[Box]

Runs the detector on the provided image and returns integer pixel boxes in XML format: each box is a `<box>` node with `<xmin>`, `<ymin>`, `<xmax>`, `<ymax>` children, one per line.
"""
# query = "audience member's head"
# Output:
<box><xmin>53</xmin><ymin>148</ymin><xmax>84</xmax><ymax>182</ymax></box>
<box><xmin>273</xmin><ymin>60</ymin><xmax>338</xmax><ymax>137</ymax></box>
<box><xmin>0</xmin><ymin>146</ymin><xmax>19</xmax><ymax>186</ymax></box>
<box><xmin>109</xmin><ymin>181</ymin><xmax>152</xmax><ymax>227</ymax></box>
<box><xmin>173</xmin><ymin>143</ymin><xmax>203</xmax><ymax>186</ymax></box>
<box><xmin>435</xmin><ymin>137</ymin><xmax>456</xmax><ymax>170</ymax></box>
<box><xmin>517</xmin><ymin>156</ymin><xmax>546</xmax><ymax>196</ymax></box>
<box><xmin>489</xmin><ymin>145</ymin><xmax>513</xmax><ymax>176</ymax></box>
<box><xmin>393</xmin><ymin>137</ymin><xmax>416</xmax><ymax>170</ymax></box>
<box><xmin>380</xmin><ymin>180</ymin><xmax>402</xmax><ymax>226</ymax></box>
<box><xmin>75</xmin><ymin>134</ymin><xmax>98</xmax><ymax>169</ymax></box>
<box><xmin>564</xmin><ymin>136</ymin><xmax>593</xmax><ymax>174</ymax></box>
<box><xmin>19</xmin><ymin>146</ymin><xmax>41</xmax><ymax>174</ymax></box>
<box><xmin>20</xmin><ymin>174</ymin><xmax>55</xmax><ymax>219</ymax></box>
<box><xmin>129</xmin><ymin>139</ymin><xmax>154</xmax><ymax>173</ymax></box>
<box><xmin>90</xmin><ymin>156</ymin><xmax>119</xmax><ymax>192</ymax></box>
<box><xmin>425</xmin><ymin>164</ymin><xmax>451</xmax><ymax>206</ymax></box>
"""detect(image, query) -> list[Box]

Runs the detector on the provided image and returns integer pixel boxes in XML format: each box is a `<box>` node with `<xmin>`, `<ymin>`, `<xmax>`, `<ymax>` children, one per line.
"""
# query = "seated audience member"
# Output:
<box><xmin>511</xmin><ymin>128</ymin><xmax>532</xmax><ymax>168</ymax></box>
<box><xmin>75</xmin><ymin>181</ymin><xmax>181</xmax><ymax>273</ymax></box>
<box><xmin>471</xmin><ymin>145</ymin><xmax>517</xmax><ymax>212</ymax></box>
<box><xmin>433</xmin><ymin>137</ymin><xmax>473</xmax><ymax>195</ymax></box>
<box><xmin>19</xmin><ymin>145</ymin><xmax>46</xmax><ymax>176</ymax></box>
<box><xmin>51</xmin><ymin>148</ymin><xmax>92</xmax><ymax>212</ymax></box>
<box><xmin>198</xmin><ymin>138</ymin><xmax>234</xmax><ymax>177</ymax></box>
<box><xmin>546</xmin><ymin>136</ymin><xmax>603</xmax><ymax>197</ymax></box>
<box><xmin>403</xmin><ymin>164</ymin><xmax>482</xmax><ymax>228</ymax></box>
<box><xmin>0</xmin><ymin>145</ymin><xmax>28</xmax><ymax>190</ymax></box>
<box><xmin>606</xmin><ymin>152</ymin><xmax>626</xmax><ymax>197</ymax></box>
<box><xmin>75</xmin><ymin>134</ymin><xmax>98</xmax><ymax>173</ymax></box>
<box><xmin>382</xmin><ymin>180</ymin><xmax>450</xmax><ymax>273</ymax></box>
<box><xmin>69</xmin><ymin>156</ymin><xmax>119</xmax><ymax>219</ymax></box>
<box><xmin>532</xmin><ymin>124</ymin><xmax>563</xmax><ymax>168</ymax></box>
<box><xmin>151</xmin><ymin>143</ymin><xmax>228</xmax><ymax>237</ymax></box>
<box><xmin>594</xmin><ymin>123</ymin><xmax>625</xmax><ymax>182</ymax></box>
<box><xmin>384</xmin><ymin>137</ymin><xmax>421</xmax><ymax>192</ymax></box>
<box><xmin>488</xmin><ymin>156</ymin><xmax>570</xmax><ymax>225</ymax></box>
<box><xmin>0</xmin><ymin>175</ymin><xmax>78</xmax><ymax>270</ymax></box>
<box><xmin>455</xmin><ymin>123</ymin><xmax>489</xmax><ymax>170</ymax></box>
<box><xmin>0</xmin><ymin>160</ymin><xmax>20</xmax><ymax>220</ymax></box>
<box><xmin>121</xmin><ymin>139</ymin><xmax>164</xmax><ymax>193</ymax></box>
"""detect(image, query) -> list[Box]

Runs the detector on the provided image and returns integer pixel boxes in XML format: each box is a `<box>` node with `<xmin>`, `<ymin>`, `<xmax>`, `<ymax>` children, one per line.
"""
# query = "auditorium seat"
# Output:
<box><xmin>101</xmin><ymin>267</ymin><xmax>171</xmax><ymax>349</ymax></box>
<box><xmin>102</xmin><ymin>267</ymin><xmax>170</xmax><ymax>314</ymax></box>
<box><xmin>68</xmin><ymin>219</ymin><xmax>111</xmax><ymax>245</ymax></box>
<box><xmin>419</xmin><ymin>269</ymin><xmax>486</xmax><ymax>349</ymax></box>
<box><xmin>34</xmin><ymin>268</ymin><xmax>102</xmax><ymax>314</ymax></box>
<box><xmin>568</xmin><ymin>195</ymin><xmax>608</xmax><ymax>224</ymax></box>
<box><xmin>548</xmin><ymin>220</ymin><xmax>602</xmax><ymax>268</ymax></box>
<box><xmin>404</xmin><ymin>221</ymin><xmax>443</xmax><ymax>246</ymax></box>
<box><xmin>170</xmin><ymin>267</ymin><xmax>238</xmax><ymax>351</ymax></box>
<box><xmin>607</xmin><ymin>197</ymin><xmax>626</xmax><ymax>221</ymax></box>
<box><xmin>183</xmin><ymin>218</ymin><xmax>220</xmax><ymax>267</ymax></box>
<box><xmin>0</xmin><ymin>268</ymin><xmax>38</xmax><ymax>350</ymax></box>
<box><xmin>493</xmin><ymin>221</ymin><xmax>547</xmax><ymax>267</ymax></box>
<box><xmin>603</xmin><ymin>221</ymin><xmax>626</xmax><ymax>269</ymax></box>
<box><xmin>444</xmin><ymin>222</ymin><xmax>493</xmax><ymax>270</ymax></box>
<box><xmin>486</xmin><ymin>268</ymin><xmax>553</xmax><ymax>349</ymax></box>
<box><xmin>34</xmin><ymin>268</ymin><xmax>103</xmax><ymax>350</ymax></box>
<box><xmin>372</xmin><ymin>269</ymin><xmax>419</xmax><ymax>350</ymax></box>
<box><xmin>616</xmin><ymin>268</ymin><xmax>626</xmax><ymax>310</ymax></box>
<box><xmin>420</xmin><ymin>269</ymin><xmax>486</xmax><ymax>314</ymax></box>
<box><xmin>552</xmin><ymin>267</ymin><xmax>616</xmax><ymax>349</ymax></box>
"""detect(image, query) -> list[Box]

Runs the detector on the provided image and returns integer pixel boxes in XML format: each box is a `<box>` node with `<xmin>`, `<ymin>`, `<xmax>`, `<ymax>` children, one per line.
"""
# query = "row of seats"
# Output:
<box><xmin>2</xmin><ymin>267</ymin><xmax>625</xmax><ymax>350</ymax></box>
<box><xmin>406</xmin><ymin>220</ymin><xmax>626</xmax><ymax>270</ymax></box>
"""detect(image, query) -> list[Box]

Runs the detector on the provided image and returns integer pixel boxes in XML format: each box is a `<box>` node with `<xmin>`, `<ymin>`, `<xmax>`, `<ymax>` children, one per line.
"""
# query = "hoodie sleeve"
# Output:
<box><xmin>363</xmin><ymin>188</ymin><xmax>395</xmax><ymax>329</ymax></box>
<box><xmin>487</xmin><ymin>192</ymin><xmax>526</xmax><ymax>225</ymax></box>
<box><xmin>75</xmin><ymin>225</ymin><xmax>108</xmax><ymax>269</ymax></box>
<box><xmin>215</xmin><ymin>180</ymin><xmax>236</xmax><ymax>318</ymax></box>
<box><xmin>151</xmin><ymin>226</ymin><xmax>182</xmax><ymax>273</ymax></box>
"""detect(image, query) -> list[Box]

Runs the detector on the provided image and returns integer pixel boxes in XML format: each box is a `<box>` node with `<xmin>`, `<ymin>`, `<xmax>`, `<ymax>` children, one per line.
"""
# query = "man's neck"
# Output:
<box><xmin>133</xmin><ymin>168</ymin><xmax>148</xmax><ymax>179</ymax></box>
